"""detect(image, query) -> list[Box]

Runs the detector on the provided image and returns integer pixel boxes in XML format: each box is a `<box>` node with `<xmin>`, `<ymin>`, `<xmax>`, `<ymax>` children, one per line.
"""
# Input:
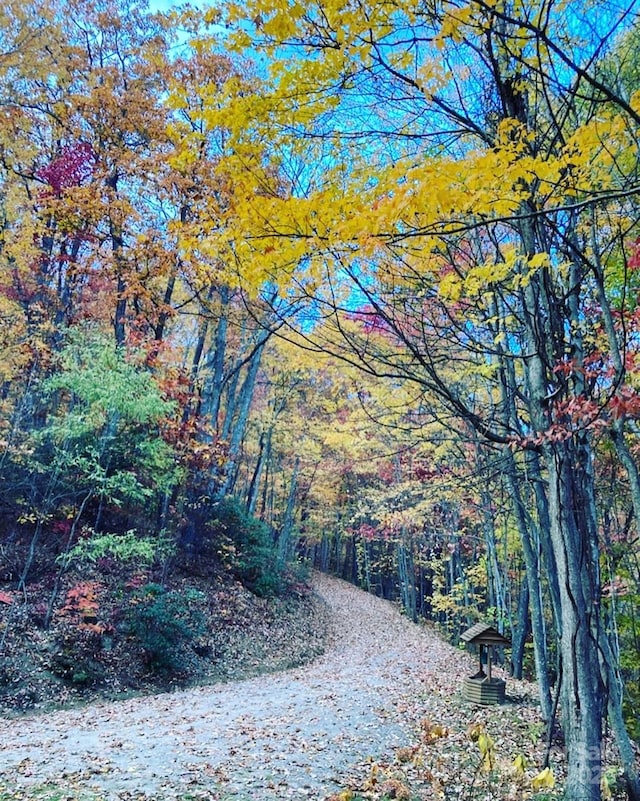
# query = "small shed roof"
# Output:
<box><xmin>461</xmin><ymin>623</ymin><xmax>510</xmax><ymax>646</ymax></box>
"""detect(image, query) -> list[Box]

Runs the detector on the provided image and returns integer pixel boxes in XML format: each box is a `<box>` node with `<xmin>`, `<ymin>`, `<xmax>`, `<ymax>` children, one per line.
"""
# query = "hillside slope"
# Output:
<box><xmin>0</xmin><ymin>565</ymin><xmax>329</xmax><ymax>716</ymax></box>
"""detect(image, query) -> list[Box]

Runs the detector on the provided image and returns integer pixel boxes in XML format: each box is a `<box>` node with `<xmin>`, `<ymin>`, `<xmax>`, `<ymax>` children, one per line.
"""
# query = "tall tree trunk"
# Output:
<box><xmin>154</xmin><ymin>265</ymin><xmax>177</xmax><ymax>343</ymax></box>
<box><xmin>520</xmin><ymin>250</ymin><xmax>605</xmax><ymax>798</ymax></box>
<box><xmin>510</xmin><ymin>580</ymin><xmax>529</xmax><ymax>680</ymax></box>
<box><xmin>478</xmin><ymin>473</ymin><xmax>510</xmax><ymax>633</ymax></box>
<box><xmin>599</xmin><ymin>618</ymin><xmax>640</xmax><ymax>801</ymax></box>
<box><xmin>545</xmin><ymin>442</ymin><xmax>605</xmax><ymax>800</ymax></box>
<box><xmin>246</xmin><ymin>429</ymin><xmax>270</xmax><ymax>516</ymax></box>
<box><xmin>564</xmin><ymin>226</ymin><xmax>640</xmax><ymax>797</ymax></box>
<box><xmin>525</xmin><ymin>450</ymin><xmax>562</xmax><ymax>632</ymax></box>
<box><xmin>107</xmin><ymin>172</ymin><xmax>127</xmax><ymax>347</ymax></box>
<box><xmin>199</xmin><ymin>285</ymin><xmax>229</xmax><ymax>430</ymax></box>
<box><xmin>397</xmin><ymin>537</ymin><xmax>417</xmax><ymax>622</ymax></box>
<box><xmin>218</xmin><ymin>337</ymin><xmax>267</xmax><ymax>497</ymax></box>
<box><xmin>277</xmin><ymin>456</ymin><xmax>300</xmax><ymax>562</ymax></box>
<box><xmin>114</xmin><ymin>274</ymin><xmax>127</xmax><ymax>347</ymax></box>
<box><xmin>503</xmin><ymin>448</ymin><xmax>553</xmax><ymax>721</ymax></box>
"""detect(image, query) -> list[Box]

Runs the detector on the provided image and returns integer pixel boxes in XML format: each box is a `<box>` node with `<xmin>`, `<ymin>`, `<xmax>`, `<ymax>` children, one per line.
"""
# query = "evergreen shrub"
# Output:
<box><xmin>125</xmin><ymin>583</ymin><xmax>206</xmax><ymax>673</ymax></box>
<box><xmin>208</xmin><ymin>497</ymin><xmax>285</xmax><ymax>597</ymax></box>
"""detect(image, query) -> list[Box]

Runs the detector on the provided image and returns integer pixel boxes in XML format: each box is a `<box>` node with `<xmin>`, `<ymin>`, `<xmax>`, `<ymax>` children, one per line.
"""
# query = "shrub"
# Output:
<box><xmin>125</xmin><ymin>583</ymin><xmax>206</xmax><ymax>673</ymax></box>
<box><xmin>208</xmin><ymin>498</ymin><xmax>285</xmax><ymax>597</ymax></box>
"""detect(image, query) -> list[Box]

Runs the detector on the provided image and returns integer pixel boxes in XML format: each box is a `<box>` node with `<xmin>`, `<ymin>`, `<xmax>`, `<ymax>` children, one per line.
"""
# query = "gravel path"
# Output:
<box><xmin>0</xmin><ymin>573</ymin><xmax>475</xmax><ymax>800</ymax></box>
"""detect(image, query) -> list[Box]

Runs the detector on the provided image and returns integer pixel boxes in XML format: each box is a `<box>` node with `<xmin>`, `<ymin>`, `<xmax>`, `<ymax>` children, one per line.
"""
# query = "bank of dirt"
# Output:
<box><xmin>0</xmin><ymin>573</ymin><xmax>549</xmax><ymax>801</ymax></box>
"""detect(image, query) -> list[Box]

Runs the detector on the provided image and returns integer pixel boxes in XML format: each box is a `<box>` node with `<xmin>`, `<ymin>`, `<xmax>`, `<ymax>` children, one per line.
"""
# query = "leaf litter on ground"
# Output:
<box><xmin>0</xmin><ymin>573</ymin><xmax>587</xmax><ymax>801</ymax></box>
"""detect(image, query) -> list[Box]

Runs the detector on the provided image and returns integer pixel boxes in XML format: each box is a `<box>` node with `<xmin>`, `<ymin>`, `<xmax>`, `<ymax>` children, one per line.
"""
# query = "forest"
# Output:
<box><xmin>1</xmin><ymin>0</ymin><xmax>640</xmax><ymax>799</ymax></box>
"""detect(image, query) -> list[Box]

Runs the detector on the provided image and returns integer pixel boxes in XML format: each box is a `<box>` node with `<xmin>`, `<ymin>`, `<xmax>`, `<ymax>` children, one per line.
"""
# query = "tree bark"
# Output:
<box><xmin>510</xmin><ymin>580</ymin><xmax>529</xmax><ymax>680</ymax></box>
<box><xmin>520</xmin><ymin>239</ymin><xmax>605</xmax><ymax>798</ymax></box>
<box><xmin>503</xmin><ymin>448</ymin><xmax>553</xmax><ymax>721</ymax></box>
<box><xmin>246</xmin><ymin>429</ymin><xmax>269</xmax><ymax>517</ymax></box>
<box><xmin>277</xmin><ymin>456</ymin><xmax>300</xmax><ymax>562</ymax></box>
<box><xmin>397</xmin><ymin>537</ymin><xmax>417</xmax><ymax>622</ymax></box>
<box><xmin>546</xmin><ymin>443</ymin><xmax>605</xmax><ymax>800</ymax></box>
<box><xmin>218</xmin><ymin>337</ymin><xmax>267</xmax><ymax>497</ymax></box>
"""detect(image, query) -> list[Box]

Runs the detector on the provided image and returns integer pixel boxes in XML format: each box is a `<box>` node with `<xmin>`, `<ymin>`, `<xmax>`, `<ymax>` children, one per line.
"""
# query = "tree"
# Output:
<box><xmin>0</xmin><ymin>326</ymin><xmax>181</xmax><ymax>610</ymax></box>
<box><xmin>197</xmin><ymin>1</ymin><xmax>640</xmax><ymax>797</ymax></box>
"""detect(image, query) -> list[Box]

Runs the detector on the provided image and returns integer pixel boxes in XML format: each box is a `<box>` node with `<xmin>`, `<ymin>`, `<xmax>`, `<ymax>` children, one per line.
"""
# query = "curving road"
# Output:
<box><xmin>0</xmin><ymin>573</ymin><xmax>473</xmax><ymax>800</ymax></box>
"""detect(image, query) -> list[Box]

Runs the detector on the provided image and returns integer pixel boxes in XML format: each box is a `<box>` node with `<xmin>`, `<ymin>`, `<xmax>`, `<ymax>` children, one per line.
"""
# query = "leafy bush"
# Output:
<box><xmin>61</xmin><ymin>528</ymin><xmax>173</xmax><ymax>570</ymax></box>
<box><xmin>208</xmin><ymin>497</ymin><xmax>286</xmax><ymax>597</ymax></box>
<box><xmin>125</xmin><ymin>583</ymin><xmax>206</xmax><ymax>673</ymax></box>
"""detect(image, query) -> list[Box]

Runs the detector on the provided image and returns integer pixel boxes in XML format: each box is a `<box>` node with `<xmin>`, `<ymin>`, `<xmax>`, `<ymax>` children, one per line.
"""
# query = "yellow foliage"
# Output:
<box><xmin>261</xmin><ymin>9</ymin><xmax>300</xmax><ymax>38</ymax></box>
<box><xmin>601</xmin><ymin>768</ymin><xmax>620</xmax><ymax>800</ymax></box>
<box><xmin>439</xmin><ymin>270</ymin><xmax>462</xmax><ymax>301</ymax></box>
<box><xmin>512</xmin><ymin>753</ymin><xmax>527</xmax><ymax>777</ymax></box>
<box><xmin>420</xmin><ymin>719</ymin><xmax>449</xmax><ymax>742</ymax></box>
<box><xmin>477</xmin><ymin>731</ymin><xmax>495</xmax><ymax>771</ymax></box>
<box><xmin>326</xmin><ymin>791</ymin><xmax>354</xmax><ymax>801</ymax></box>
<box><xmin>531</xmin><ymin>767</ymin><xmax>555</xmax><ymax>790</ymax></box>
<box><xmin>438</xmin><ymin>3</ymin><xmax>477</xmax><ymax>44</ymax></box>
<box><xmin>362</xmin><ymin>761</ymin><xmax>379</xmax><ymax>790</ymax></box>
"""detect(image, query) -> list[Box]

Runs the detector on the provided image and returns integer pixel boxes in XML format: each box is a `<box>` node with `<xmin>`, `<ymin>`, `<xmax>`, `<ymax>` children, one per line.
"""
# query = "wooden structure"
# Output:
<box><xmin>460</xmin><ymin>623</ymin><xmax>510</xmax><ymax>705</ymax></box>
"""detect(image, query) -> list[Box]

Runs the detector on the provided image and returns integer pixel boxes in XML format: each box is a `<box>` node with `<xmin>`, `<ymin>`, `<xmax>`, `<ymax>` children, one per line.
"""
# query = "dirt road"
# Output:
<box><xmin>0</xmin><ymin>573</ymin><xmax>474</xmax><ymax>800</ymax></box>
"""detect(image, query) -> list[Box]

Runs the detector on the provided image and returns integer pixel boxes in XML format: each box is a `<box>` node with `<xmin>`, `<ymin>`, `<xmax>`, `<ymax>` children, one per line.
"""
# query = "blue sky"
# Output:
<box><xmin>147</xmin><ymin>0</ymin><xmax>200</xmax><ymax>11</ymax></box>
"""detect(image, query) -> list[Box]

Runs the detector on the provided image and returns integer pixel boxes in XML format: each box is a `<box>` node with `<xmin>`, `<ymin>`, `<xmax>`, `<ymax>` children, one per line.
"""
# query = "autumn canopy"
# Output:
<box><xmin>1</xmin><ymin>1</ymin><xmax>640</xmax><ymax>798</ymax></box>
